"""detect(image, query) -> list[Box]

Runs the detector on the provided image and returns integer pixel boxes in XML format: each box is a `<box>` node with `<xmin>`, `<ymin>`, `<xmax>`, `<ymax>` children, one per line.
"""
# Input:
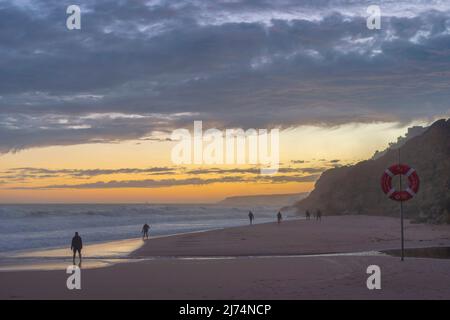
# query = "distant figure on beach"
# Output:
<box><xmin>71</xmin><ymin>232</ymin><xmax>83</xmax><ymax>266</ymax></box>
<box><xmin>277</xmin><ymin>211</ymin><xmax>282</xmax><ymax>224</ymax></box>
<box><xmin>316</xmin><ymin>209</ymin><xmax>322</xmax><ymax>221</ymax></box>
<box><xmin>305</xmin><ymin>210</ymin><xmax>311</xmax><ymax>220</ymax></box>
<box><xmin>142</xmin><ymin>223</ymin><xmax>150</xmax><ymax>240</ymax></box>
<box><xmin>248</xmin><ymin>211</ymin><xmax>254</xmax><ymax>225</ymax></box>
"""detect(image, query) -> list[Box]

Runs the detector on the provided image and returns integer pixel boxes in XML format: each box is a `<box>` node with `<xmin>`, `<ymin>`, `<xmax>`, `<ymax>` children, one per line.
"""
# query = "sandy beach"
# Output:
<box><xmin>1</xmin><ymin>215</ymin><xmax>450</xmax><ymax>300</ymax></box>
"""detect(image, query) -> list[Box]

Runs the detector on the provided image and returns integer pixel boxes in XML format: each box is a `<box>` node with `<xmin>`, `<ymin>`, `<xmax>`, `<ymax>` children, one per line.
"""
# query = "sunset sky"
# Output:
<box><xmin>0</xmin><ymin>0</ymin><xmax>449</xmax><ymax>203</ymax></box>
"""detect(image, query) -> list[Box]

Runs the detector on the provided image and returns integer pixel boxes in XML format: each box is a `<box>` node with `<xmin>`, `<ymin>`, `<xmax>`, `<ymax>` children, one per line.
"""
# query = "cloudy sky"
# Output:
<box><xmin>0</xmin><ymin>0</ymin><xmax>449</xmax><ymax>202</ymax></box>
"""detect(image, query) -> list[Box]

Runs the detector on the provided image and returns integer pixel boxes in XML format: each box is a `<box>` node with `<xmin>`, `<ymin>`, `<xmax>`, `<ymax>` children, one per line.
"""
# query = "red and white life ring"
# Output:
<box><xmin>381</xmin><ymin>164</ymin><xmax>420</xmax><ymax>201</ymax></box>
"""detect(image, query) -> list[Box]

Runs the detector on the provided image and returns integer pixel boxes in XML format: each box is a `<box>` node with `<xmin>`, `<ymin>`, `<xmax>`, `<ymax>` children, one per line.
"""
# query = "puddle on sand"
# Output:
<box><xmin>383</xmin><ymin>247</ymin><xmax>450</xmax><ymax>259</ymax></box>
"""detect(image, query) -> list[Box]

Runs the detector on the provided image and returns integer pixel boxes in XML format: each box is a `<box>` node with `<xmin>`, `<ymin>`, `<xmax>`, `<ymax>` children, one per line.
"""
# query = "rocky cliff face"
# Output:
<box><xmin>294</xmin><ymin>119</ymin><xmax>450</xmax><ymax>223</ymax></box>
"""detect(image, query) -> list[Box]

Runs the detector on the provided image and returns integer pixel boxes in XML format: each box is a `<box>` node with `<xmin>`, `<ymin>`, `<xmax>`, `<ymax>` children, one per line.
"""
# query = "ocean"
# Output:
<box><xmin>0</xmin><ymin>204</ymin><xmax>292</xmax><ymax>253</ymax></box>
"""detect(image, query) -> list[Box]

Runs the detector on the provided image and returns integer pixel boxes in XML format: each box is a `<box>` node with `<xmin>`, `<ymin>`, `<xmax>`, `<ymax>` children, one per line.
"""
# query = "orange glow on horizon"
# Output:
<box><xmin>0</xmin><ymin>122</ymin><xmax>421</xmax><ymax>203</ymax></box>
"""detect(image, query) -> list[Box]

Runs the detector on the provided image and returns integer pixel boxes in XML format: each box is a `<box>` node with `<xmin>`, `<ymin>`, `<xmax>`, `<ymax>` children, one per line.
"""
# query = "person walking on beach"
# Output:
<box><xmin>305</xmin><ymin>210</ymin><xmax>311</xmax><ymax>220</ymax></box>
<box><xmin>277</xmin><ymin>211</ymin><xmax>282</xmax><ymax>224</ymax></box>
<box><xmin>248</xmin><ymin>211</ymin><xmax>254</xmax><ymax>225</ymax></box>
<box><xmin>316</xmin><ymin>209</ymin><xmax>322</xmax><ymax>221</ymax></box>
<box><xmin>142</xmin><ymin>223</ymin><xmax>150</xmax><ymax>240</ymax></box>
<box><xmin>71</xmin><ymin>232</ymin><xmax>83</xmax><ymax>266</ymax></box>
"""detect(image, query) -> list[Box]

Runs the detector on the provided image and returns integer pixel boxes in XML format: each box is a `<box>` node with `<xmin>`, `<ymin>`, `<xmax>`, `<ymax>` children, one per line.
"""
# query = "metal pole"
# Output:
<box><xmin>400</xmin><ymin>197</ymin><xmax>404</xmax><ymax>261</ymax></box>
<box><xmin>398</xmin><ymin>148</ymin><xmax>404</xmax><ymax>261</ymax></box>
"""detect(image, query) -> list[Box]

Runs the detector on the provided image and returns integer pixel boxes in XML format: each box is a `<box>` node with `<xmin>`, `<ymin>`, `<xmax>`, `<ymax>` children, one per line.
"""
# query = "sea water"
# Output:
<box><xmin>0</xmin><ymin>204</ymin><xmax>289</xmax><ymax>253</ymax></box>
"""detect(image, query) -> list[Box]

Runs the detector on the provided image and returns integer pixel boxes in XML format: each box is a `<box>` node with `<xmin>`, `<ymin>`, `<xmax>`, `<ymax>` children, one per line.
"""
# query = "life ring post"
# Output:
<box><xmin>398</xmin><ymin>148</ymin><xmax>404</xmax><ymax>262</ymax></box>
<box><xmin>380</xmin><ymin>150</ymin><xmax>419</xmax><ymax>261</ymax></box>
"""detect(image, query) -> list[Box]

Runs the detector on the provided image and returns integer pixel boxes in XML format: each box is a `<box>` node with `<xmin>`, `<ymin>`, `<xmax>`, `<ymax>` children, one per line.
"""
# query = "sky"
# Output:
<box><xmin>0</xmin><ymin>0</ymin><xmax>449</xmax><ymax>203</ymax></box>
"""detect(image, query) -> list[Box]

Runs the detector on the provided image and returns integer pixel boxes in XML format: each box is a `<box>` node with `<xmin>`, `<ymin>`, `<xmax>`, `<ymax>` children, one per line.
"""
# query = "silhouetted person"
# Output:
<box><xmin>305</xmin><ymin>210</ymin><xmax>311</xmax><ymax>220</ymax></box>
<box><xmin>71</xmin><ymin>232</ymin><xmax>83</xmax><ymax>266</ymax></box>
<box><xmin>142</xmin><ymin>223</ymin><xmax>150</xmax><ymax>240</ymax></box>
<box><xmin>316</xmin><ymin>209</ymin><xmax>322</xmax><ymax>221</ymax></box>
<box><xmin>277</xmin><ymin>211</ymin><xmax>282</xmax><ymax>224</ymax></box>
<box><xmin>248</xmin><ymin>211</ymin><xmax>254</xmax><ymax>225</ymax></box>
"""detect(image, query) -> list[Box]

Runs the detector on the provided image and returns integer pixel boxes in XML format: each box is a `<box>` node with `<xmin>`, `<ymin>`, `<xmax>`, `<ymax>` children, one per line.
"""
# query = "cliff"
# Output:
<box><xmin>293</xmin><ymin>119</ymin><xmax>450</xmax><ymax>223</ymax></box>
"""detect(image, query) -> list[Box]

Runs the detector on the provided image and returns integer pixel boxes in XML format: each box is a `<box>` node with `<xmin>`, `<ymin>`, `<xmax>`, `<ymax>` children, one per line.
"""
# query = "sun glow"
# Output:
<box><xmin>0</xmin><ymin>122</ymin><xmax>420</xmax><ymax>203</ymax></box>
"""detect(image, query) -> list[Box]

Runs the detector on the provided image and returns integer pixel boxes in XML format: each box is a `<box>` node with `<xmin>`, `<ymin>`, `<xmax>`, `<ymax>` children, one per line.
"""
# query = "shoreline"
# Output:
<box><xmin>2</xmin><ymin>215</ymin><xmax>450</xmax><ymax>271</ymax></box>
<box><xmin>0</xmin><ymin>223</ymin><xmax>270</xmax><ymax>271</ymax></box>
<box><xmin>1</xmin><ymin>215</ymin><xmax>450</xmax><ymax>299</ymax></box>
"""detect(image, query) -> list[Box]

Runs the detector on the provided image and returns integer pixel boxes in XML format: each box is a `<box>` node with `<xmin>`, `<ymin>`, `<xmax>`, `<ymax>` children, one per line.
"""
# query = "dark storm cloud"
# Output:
<box><xmin>260</xmin><ymin>174</ymin><xmax>320</xmax><ymax>183</ymax></box>
<box><xmin>186</xmin><ymin>167</ymin><xmax>261</xmax><ymax>175</ymax></box>
<box><xmin>1</xmin><ymin>163</ymin><xmax>326</xmax><ymax>182</ymax></box>
<box><xmin>13</xmin><ymin>177</ymin><xmax>245</xmax><ymax>189</ymax></box>
<box><xmin>185</xmin><ymin>167</ymin><xmax>301</xmax><ymax>175</ymax></box>
<box><xmin>2</xmin><ymin>166</ymin><xmax>176</xmax><ymax>179</ymax></box>
<box><xmin>10</xmin><ymin>173</ymin><xmax>320</xmax><ymax>189</ymax></box>
<box><xmin>1</xmin><ymin>0</ymin><xmax>449</xmax><ymax>152</ymax></box>
<box><xmin>300</xmin><ymin>167</ymin><xmax>327</xmax><ymax>174</ymax></box>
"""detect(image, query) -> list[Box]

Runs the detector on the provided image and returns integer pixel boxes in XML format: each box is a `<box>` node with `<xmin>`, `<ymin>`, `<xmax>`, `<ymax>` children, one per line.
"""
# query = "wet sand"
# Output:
<box><xmin>1</xmin><ymin>215</ymin><xmax>450</xmax><ymax>299</ymax></box>
<box><xmin>0</xmin><ymin>238</ymin><xmax>144</xmax><ymax>271</ymax></box>
<box><xmin>132</xmin><ymin>215</ymin><xmax>450</xmax><ymax>257</ymax></box>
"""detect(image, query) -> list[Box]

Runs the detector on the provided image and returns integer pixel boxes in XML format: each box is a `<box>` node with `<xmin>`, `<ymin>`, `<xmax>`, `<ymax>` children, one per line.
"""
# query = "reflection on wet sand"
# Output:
<box><xmin>0</xmin><ymin>238</ymin><xmax>144</xmax><ymax>271</ymax></box>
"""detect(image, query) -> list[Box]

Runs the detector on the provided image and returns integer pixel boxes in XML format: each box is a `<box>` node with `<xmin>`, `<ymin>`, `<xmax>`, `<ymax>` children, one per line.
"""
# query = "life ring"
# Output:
<box><xmin>381</xmin><ymin>164</ymin><xmax>420</xmax><ymax>201</ymax></box>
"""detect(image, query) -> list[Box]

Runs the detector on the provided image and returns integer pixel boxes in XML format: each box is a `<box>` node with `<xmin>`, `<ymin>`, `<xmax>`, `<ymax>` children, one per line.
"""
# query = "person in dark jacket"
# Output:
<box><xmin>277</xmin><ymin>211</ymin><xmax>282</xmax><ymax>224</ymax></box>
<box><xmin>248</xmin><ymin>211</ymin><xmax>254</xmax><ymax>225</ymax></box>
<box><xmin>316</xmin><ymin>209</ymin><xmax>322</xmax><ymax>221</ymax></box>
<box><xmin>71</xmin><ymin>232</ymin><xmax>83</xmax><ymax>266</ymax></box>
<box><xmin>142</xmin><ymin>223</ymin><xmax>150</xmax><ymax>240</ymax></box>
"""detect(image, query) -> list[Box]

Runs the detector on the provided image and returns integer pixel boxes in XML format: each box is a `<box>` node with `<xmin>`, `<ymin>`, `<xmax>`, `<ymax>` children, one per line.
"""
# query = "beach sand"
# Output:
<box><xmin>1</xmin><ymin>215</ymin><xmax>449</xmax><ymax>299</ymax></box>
